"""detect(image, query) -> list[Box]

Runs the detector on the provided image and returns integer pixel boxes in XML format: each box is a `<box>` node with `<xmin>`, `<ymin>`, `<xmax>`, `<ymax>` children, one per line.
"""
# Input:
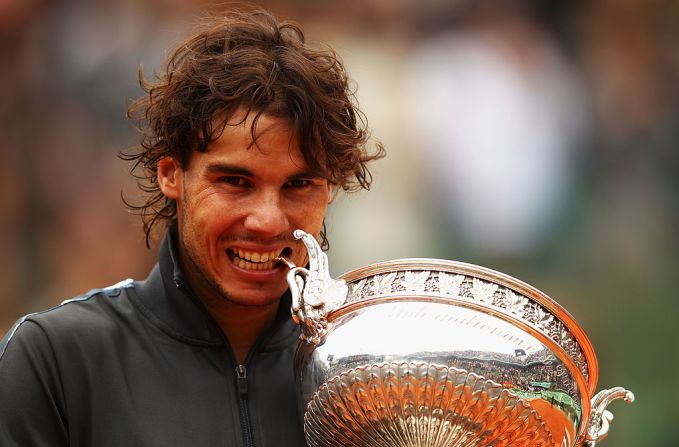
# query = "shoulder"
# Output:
<box><xmin>27</xmin><ymin>278</ymin><xmax>136</xmax><ymax>332</ymax></box>
<box><xmin>1</xmin><ymin>279</ymin><xmax>137</xmax><ymax>361</ymax></box>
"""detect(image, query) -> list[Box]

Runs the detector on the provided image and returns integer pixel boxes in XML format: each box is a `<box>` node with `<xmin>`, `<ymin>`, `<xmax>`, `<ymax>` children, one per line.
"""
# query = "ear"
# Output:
<box><xmin>327</xmin><ymin>183</ymin><xmax>339</xmax><ymax>204</ymax></box>
<box><xmin>157</xmin><ymin>156</ymin><xmax>182</xmax><ymax>200</ymax></box>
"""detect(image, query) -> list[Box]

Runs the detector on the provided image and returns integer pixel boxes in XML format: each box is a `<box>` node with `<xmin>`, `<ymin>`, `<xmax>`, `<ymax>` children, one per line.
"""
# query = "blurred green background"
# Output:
<box><xmin>1</xmin><ymin>0</ymin><xmax>677</xmax><ymax>445</ymax></box>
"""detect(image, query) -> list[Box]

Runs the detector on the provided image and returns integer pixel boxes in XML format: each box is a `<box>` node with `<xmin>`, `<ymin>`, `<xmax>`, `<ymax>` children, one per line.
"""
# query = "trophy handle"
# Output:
<box><xmin>583</xmin><ymin>387</ymin><xmax>635</xmax><ymax>446</ymax></box>
<box><xmin>285</xmin><ymin>229</ymin><xmax>348</xmax><ymax>344</ymax></box>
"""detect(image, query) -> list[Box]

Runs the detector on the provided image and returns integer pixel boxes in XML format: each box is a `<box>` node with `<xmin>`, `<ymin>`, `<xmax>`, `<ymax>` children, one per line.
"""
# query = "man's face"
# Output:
<box><xmin>158</xmin><ymin>111</ymin><xmax>332</xmax><ymax>307</ymax></box>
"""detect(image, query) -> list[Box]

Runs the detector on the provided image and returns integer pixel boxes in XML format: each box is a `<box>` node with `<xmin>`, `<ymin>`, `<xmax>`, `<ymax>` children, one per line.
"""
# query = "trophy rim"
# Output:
<box><xmin>337</xmin><ymin>257</ymin><xmax>599</xmax><ymax>397</ymax></box>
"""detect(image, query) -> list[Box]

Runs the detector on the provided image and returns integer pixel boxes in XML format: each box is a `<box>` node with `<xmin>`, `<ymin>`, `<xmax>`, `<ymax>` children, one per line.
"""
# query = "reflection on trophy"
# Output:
<box><xmin>285</xmin><ymin>230</ymin><xmax>634</xmax><ymax>447</ymax></box>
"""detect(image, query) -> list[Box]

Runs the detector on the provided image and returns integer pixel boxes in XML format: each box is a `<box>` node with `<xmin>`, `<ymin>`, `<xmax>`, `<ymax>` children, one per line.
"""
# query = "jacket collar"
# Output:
<box><xmin>132</xmin><ymin>226</ymin><xmax>298</xmax><ymax>349</ymax></box>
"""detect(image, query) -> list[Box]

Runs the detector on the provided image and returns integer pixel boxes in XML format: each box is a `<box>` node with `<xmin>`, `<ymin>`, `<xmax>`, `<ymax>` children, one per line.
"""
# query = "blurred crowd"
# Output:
<box><xmin>1</xmin><ymin>0</ymin><xmax>677</xmax><ymax>445</ymax></box>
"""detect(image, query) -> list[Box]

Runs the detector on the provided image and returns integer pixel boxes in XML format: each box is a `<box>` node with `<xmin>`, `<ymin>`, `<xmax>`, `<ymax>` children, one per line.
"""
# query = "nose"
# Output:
<box><xmin>243</xmin><ymin>190</ymin><xmax>290</xmax><ymax>237</ymax></box>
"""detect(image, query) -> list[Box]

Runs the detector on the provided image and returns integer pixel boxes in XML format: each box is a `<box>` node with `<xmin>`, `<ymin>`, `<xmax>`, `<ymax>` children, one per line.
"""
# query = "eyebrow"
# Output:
<box><xmin>205</xmin><ymin>163</ymin><xmax>253</xmax><ymax>177</ymax></box>
<box><xmin>205</xmin><ymin>162</ymin><xmax>324</xmax><ymax>180</ymax></box>
<box><xmin>288</xmin><ymin>171</ymin><xmax>325</xmax><ymax>180</ymax></box>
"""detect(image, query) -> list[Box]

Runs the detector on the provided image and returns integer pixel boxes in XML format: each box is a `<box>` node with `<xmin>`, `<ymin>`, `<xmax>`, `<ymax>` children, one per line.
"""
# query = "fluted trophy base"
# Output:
<box><xmin>304</xmin><ymin>362</ymin><xmax>556</xmax><ymax>447</ymax></box>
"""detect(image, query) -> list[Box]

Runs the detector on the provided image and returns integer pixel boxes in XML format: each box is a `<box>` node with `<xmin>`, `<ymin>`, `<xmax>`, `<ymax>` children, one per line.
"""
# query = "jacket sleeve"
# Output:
<box><xmin>0</xmin><ymin>318</ymin><xmax>68</xmax><ymax>446</ymax></box>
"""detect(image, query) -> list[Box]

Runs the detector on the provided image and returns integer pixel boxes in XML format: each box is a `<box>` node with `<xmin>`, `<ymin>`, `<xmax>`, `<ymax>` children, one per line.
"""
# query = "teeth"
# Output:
<box><xmin>233</xmin><ymin>249</ymin><xmax>281</xmax><ymax>263</ymax></box>
<box><xmin>231</xmin><ymin>251</ymin><xmax>281</xmax><ymax>271</ymax></box>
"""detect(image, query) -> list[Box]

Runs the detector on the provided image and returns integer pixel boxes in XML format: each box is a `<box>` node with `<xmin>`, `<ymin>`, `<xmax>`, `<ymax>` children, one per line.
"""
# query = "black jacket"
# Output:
<box><xmin>0</xmin><ymin>230</ymin><xmax>307</xmax><ymax>446</ymax></box>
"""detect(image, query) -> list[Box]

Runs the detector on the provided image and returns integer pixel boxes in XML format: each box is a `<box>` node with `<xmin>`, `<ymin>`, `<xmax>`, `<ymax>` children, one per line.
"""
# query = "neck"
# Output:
<box><xmin>202</xmin><ymin>299</ymin><xmax>280</xmax><ymax>364</ymax></box>
<box><xmin>172</xmin><ymin>233</ymin><xmax>283</xmax><ymax>364</ymax></box>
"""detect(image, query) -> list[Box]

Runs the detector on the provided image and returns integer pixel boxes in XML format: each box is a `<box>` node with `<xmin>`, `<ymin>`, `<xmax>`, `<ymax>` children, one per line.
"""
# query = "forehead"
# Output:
<box><xmin>193</xmin><ymin>111</ymin><xmax>310</xmax><ymax>173</ymax></box>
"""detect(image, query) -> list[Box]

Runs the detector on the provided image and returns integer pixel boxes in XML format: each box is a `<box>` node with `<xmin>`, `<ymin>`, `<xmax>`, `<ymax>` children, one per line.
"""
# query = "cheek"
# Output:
<box><xmin>295</xmin><ymin>197</ymin><xmax>330</xmax><ymax>233</ymax></box>
<box><xmin>182</xmin><ymin>196</ymin><xmax>236</xmax><ymax>242</ymax></box>
<box><xmin>187</xmin><ymin>189</ymin><xmax>232</xmax><ymax>220</ymax></box>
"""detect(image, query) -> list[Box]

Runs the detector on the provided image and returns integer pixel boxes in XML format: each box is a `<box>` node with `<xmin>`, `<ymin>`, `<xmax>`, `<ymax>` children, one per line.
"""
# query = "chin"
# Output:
<box><xmin>227</xmin><ymin>294</ymin><xmax>284</xmax><ymax>308</ymax></box>
<box><xmin>220</xmin><ymin>282</ymin><xmax>288</xmax><ymax>307</ymax></box>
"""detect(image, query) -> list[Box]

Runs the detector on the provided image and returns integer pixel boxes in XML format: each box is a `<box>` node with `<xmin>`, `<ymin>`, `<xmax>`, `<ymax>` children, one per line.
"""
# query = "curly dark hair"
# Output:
<box><xmin>123</xmin><ymin>8</ymin><xmax>385</xmax><ymax>248</ymax></box>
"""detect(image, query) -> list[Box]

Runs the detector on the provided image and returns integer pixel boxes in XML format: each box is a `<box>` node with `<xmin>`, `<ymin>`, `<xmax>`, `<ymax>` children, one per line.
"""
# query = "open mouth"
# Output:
<box><xmin>227</xmin><ymin>247</ymin><xmax>292</xmax><ymax>271</ymax></box>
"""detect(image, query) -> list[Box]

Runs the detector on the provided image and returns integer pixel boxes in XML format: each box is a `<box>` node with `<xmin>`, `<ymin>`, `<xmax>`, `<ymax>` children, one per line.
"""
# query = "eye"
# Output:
<box><xmin>286</xmin><ymin>178</ymin><xmax>311</xmax><ymax>188</ymax></box>
<box><xmin>221</xmin><ymin>176</ymin><xmax>252</xmax><ymax>187</ymax></box>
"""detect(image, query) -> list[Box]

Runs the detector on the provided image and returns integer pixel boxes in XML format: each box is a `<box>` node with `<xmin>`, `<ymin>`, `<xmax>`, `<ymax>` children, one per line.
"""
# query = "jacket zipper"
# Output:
<box><xmin>174</xmin><ymin>278</ymin><xmax>290</xmax><ymax>447</ymax></box>
<box><xmin>235</xmin><ymin>363</ymin><xmax>254</xmax><ymax>447</ymax></box>
<box><xmin>175</xmin><ymin>278</ymin><xmax>257</xmax><ymax>446</ymax></box>
<box><xmin>231</xmin><ymin>317</ymin><xmax>290</xmax><ymax>447</ymax></box>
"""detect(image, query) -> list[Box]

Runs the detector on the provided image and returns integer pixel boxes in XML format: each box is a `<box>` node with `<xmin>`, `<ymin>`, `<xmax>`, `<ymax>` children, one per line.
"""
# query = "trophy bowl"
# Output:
<box><xmin>286</xmin><ymin>231</ymin><xmax>633</xmax><ymax>447</ymax></box>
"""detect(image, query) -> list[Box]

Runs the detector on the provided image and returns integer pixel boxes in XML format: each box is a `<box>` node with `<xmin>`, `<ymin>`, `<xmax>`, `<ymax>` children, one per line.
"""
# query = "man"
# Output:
<box><xmin>0</xmin><ymin>9</ymin><xmax>383</xmax><ymax>446</ymax></box>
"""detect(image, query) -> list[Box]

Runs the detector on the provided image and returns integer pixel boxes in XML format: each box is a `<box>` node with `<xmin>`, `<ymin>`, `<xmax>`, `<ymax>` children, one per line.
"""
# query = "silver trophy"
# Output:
<box><xmin>285</xmin><ymin>230</ymin><xmax>633</xmax><ymax>447</ymax></box>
